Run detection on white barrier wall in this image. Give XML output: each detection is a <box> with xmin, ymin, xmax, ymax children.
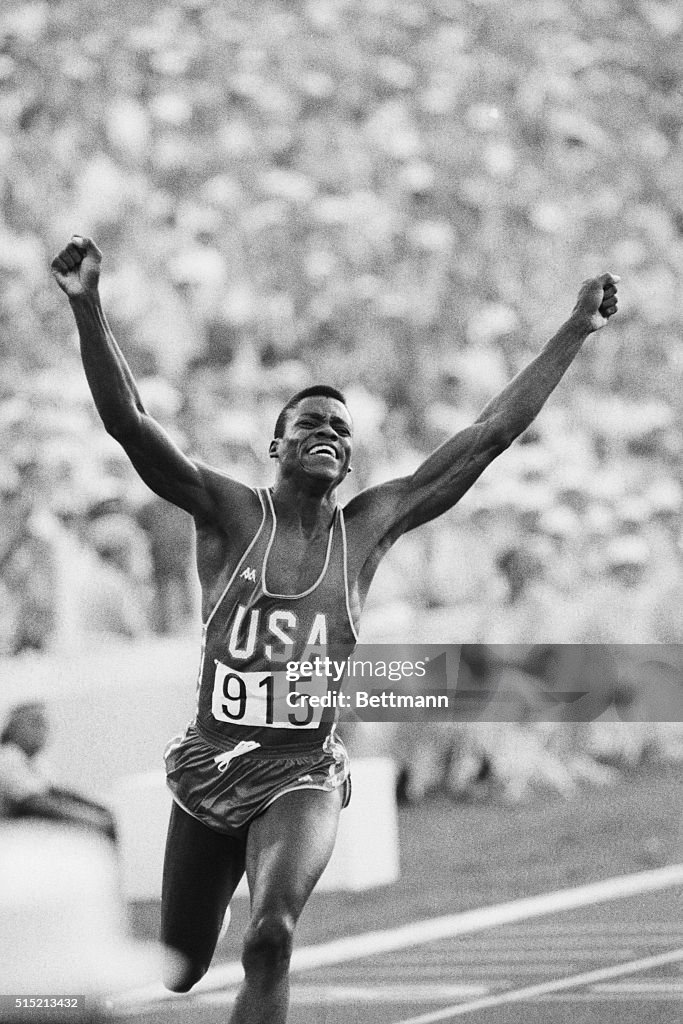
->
<box><xmin>112</xmin><ymin>758</ymin><xmax>400</xmax><ymax>901</ymax></box>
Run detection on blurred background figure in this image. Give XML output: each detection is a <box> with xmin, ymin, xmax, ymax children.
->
<box><xmin>0</xmin><ymin>461</ymin><xmax>60</xmax><ymax>655</ymax></box>
<box><xmin>136</xmin><ymin>495</ymin><xmax>196</xmax><ymax>635</ymax></box>
<box><xmin>0</xmin><ymin>702</ymin><xmax>117</xmax><ymax>843</ymax></box>
<box><xmin>578</xmin><ymin>536</ymin><xmax>657</xmax><ymax>642</ymax></box>
<box><xmin>480</xmin><ymin>542</ymin><xmax>565</xmax><ymax>643</ymax></box>
<box><xmin>0</xmin><ymin>823</ymin><xmax>165</xmax><ymax>1023</ymax></box>
<box><xmin>0</xmin><ymin>461</ymin><xmax>22</xmax><ymax>656</ymax></box>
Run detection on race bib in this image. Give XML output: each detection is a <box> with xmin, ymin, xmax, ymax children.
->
<box><xmin>211</xmin><ymin>660</ymin><xmax>326</xmax><ymax>730</ymax></box>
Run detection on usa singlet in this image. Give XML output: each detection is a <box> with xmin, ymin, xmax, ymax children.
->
<box><xmin>193</xmin><ymin>488</ymin><xmax>360</xmax><ymax>752</ymax></box>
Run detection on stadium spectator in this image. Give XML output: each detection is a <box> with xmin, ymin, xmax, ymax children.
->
<box><xmin>578</xmin><ymin>537</ymin><xmax>660</xmax><ymax>643</ymax></box>
<box><xmin>0</xmin><ymin>701</ymin><xmax>117</xmax><ymax>843</ymax></box>
<box><xmin>137</xmin><ymin>495</ymin><xmax>197</xmax><ymax>634</ymax></box>
<box><xmin>1</xmin><ymin>502</ymin><xmax>60</xmax><ymax>655</ymax></box>
<box><xmin>477</xmin><ymin>542</ymin><xmax>567</xmax><ymax>643</ymax></box>
<box><xmin>75</xmin><ymin>543</ymin><xmax>151</xmax><ymax>642</ymax></box>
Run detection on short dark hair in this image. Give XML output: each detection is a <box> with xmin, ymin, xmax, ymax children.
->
<box><xmin>273</xmin><ymin>385</ymin><xmax>348</xmax><ymax>438</ymax></box>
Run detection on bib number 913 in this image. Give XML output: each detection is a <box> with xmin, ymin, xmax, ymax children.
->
<box><xmin>212</xmin><ymin>661</ymin><xmax>324</xmax><ymax>729</ymax></box>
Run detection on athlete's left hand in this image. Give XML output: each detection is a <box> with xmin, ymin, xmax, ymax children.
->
<box><xmin>569</xmin><ymin>272</ymin><xmax>620</xmax><ymax>334</ymax></box>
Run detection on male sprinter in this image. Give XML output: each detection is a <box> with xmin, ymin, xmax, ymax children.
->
<box><xmin>52</xmin><ymin>236</ymin><xmax>618</xmax><ymax>1024</ymax></box>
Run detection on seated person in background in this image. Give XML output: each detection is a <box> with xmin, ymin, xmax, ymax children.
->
<box><xmin>0</xmin><ymin>701</ymin><xmax>117</xmax><ymax>843</ymax></box>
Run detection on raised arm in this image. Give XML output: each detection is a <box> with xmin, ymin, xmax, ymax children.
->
<box><xmin>473</xmin><ymin>273</ymin><xmax>619</xmax><ymax>439</ymax></box>
<box><xmin>347</xmin><ymin>273</ymin><xmax>619</xmax><ymax>543</ymax></box>
<box><xmin>51</xmin><ymin>236</ymin><xmax>224</xmax><ymax>520</ymax></box>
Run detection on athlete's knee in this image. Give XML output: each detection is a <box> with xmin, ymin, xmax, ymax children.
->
<box><xmin>162</xmin><ymin>949</ymin><xmax>208</xmax><ymax>993</ymax></box>
<box><xmin>242</xmin><ymin>912</ymin><xmax>295</xmax><ymax>973</ymax></box>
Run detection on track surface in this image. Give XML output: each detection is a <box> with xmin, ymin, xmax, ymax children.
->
<box><xmin>115</xmin><ymin>879</ymin><xmax>682</xmax><ymax>1023</ymax></box>
<box><xmin>115</xmin><ymin>768</ymin><xmax>683</xmax><ymax>1023</ymax></box>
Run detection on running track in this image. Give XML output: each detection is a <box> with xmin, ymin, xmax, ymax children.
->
<box><xmin>113</xmin><ymin>865</ymin><xmax>683</xmax><ymax>1024</ymax></box>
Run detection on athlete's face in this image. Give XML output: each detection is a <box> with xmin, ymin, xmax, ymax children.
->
<box><xmin>271</xmin><ymin>397</ymin><xmax>353</xmax><ymax>485</ymax></box>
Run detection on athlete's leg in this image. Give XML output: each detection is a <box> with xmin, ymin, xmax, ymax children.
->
<box><xmin>229</xmin><ymin>787</ymin><xmax>343</xmax><ymax>1024</ymax></box>
<box><xmin>161</xmin><ymin>801</ymin><xmax>246</xmax><ymax>991</ymax></box>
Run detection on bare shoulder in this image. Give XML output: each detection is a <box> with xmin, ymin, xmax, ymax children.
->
<box><xmin>344</xmin><ymin>478</ymin><xmax>409</xmax><ymax>528</ymax></box>
<box><xmin>342</xmin><ymin>478</ymin><xmax>409</xmax><ymax>563</ymax></box>
<box><xmin>194</xmin><ymin>463</ymin><xmax>265</xmax><ymax>537</ymax></box>
<box><xmin>193</xmin><ymin>467</ymin><xmax>268</xmax><ymax>599</ymax></box>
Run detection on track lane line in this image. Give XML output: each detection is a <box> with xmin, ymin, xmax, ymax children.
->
<box><xmin>198</xmin><ymin>983</ymin><xmax>492</xmax><ymax>1006</ymax></box>
<box><xmin>389</xmin><ymin>942</ymin><xmax>683</xmax><ymax>1024</ymax></box>
<box><xmin>113</xmin><ymin>863</ymin><xmax>683</xmax><ymax>1010</ymax></box>
<box><xmin>388</xmin><ymin>948</ymin><xmax>683</xmax><ymax>1023</ymax></box>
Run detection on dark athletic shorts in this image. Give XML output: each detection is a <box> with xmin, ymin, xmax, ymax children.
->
<box><xmin>164</xmin><ymin>723</ymin><xmax>351</xmax><ymax>839</ymax></box>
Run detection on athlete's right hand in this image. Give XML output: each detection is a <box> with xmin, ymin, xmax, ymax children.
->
<box><xmin>51</xmin><ymin>235</ymin><xmax>102</xmax><ymax>299</ymax></box>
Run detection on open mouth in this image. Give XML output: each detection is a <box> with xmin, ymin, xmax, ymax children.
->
<box><xmin>307</xmin><ymin>443</ymin><xmax>338</xmax><ymax>461</ymax></box>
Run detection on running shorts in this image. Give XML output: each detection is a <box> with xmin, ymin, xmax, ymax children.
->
<box><xmin>164</xmin><ymin>723</ymin><xmax>351</xmax><ymax>838</ymax></box>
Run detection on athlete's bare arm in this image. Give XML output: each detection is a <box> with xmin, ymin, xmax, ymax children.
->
<box><xmin>345</xmin><ymin>274</ymin><xmax>619</xmax><ymax>568</ymax></box>
<box><xmin>51</xmin><ymin>236</ymin><xmax>252</xmax><ymax>526</ymax></box>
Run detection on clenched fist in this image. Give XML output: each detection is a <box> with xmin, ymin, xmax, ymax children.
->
<box><xmin>51</xmin><ymin>236</ymin><xmax>102</xmax><ymax>299</ymax></box>
<box><xmin>570</xmin><ymin>272</ymin><xmax>620</xmax><ymax>334</ymax></box>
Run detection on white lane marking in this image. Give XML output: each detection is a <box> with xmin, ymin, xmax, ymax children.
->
<box><xmin>389</xmin><ymin>948</ymin><xmax>683</xmax><ymax>1024</ymax></box>
<box><xmin>200</xmin><ymin>984</ymin><xmax>491</xmax><ymax>1006</ymax></box>
<box><xmin>113</xmin><ymin>862</ymin><xmax>683</xmax><ymax>1009</ymax></box>
<box><xmin>533</xmin><ymin>991</ymin><xmax>683</xmax><ymax>1003</ymax></box>
<box><xmin>591</xmin><ymin>981</ymin><xmax>683</xmax><ymax>994</ymax></box>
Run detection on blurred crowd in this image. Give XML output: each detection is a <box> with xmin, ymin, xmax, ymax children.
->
<box><xmin>0</xmin><ymin>1</ymin><xmax>682</xmax><ymax>799</ymax></box>
<box><xmin>1</xmin><ymin>367</ymin><xmax>681</xmax><ymax>657</ymax></box>
<box><xmin>347</xmin><ymin>645</ymin><xmax>683</xmax><ymax>804</ymax></box>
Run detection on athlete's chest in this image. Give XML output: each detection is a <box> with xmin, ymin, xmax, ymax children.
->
<box><xmin>263</xmin><ymin>528</ymin><xmax>332</xmax><ymax>595</ymax></box>
<box><xmin>202</xmin><ymin>490</ymin><xmax>354</xmax><ymax>624</ymax></box>
<box><xmin>196</xmin><ymin>496</ymin><xmax>339</xmax><ymax>605</ymax></box>
<box><xmin>205</xmin><ymin>504</ymin><xmax>357</xmax><ymax>663</ymax></box>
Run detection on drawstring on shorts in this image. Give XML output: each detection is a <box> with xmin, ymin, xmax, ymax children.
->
<box><xmin>213</xmin><ymin>740</ymin><xmax>262</xmax><ymax>772</ymax></box>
